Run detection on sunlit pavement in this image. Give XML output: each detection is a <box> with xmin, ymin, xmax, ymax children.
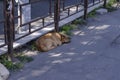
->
<box><xmin>9</xmin><ymin>8</ymin><xmax>120</xmax><ymax>80</ymax></box>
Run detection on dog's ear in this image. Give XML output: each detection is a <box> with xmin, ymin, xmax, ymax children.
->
<box><xmin>60</xmin><ymin>33</ymin><xmax>71</xmax><ymax>43</ymax></box>
<box><xmin>59</xmin><ymin>33</ymin><xmax>69</xmax><ymax>37</ymax></box>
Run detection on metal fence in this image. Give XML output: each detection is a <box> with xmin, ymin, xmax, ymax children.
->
<box><xmin>0</xmin><ymin>0</ymin><xmax>106</xmax><ymax>57</ymax></box>
<box><xmin>0</xmin><ymin>0</ymin><xmax>6</xmax><ymax>48</ymax></box>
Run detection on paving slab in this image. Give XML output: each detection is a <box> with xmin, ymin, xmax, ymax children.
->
<box><xmin>8</xmin><ymin>9</ymin><xmax>120</xmax><ymax>80</ymax></box>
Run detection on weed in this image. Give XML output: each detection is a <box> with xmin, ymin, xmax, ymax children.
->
<box><xmin>106</xmin><ymin>0</ymin><xmax>117</xmax><ymax>12</ymax></box>
<box><xmin>16</xmin><ymin>55</ymin><xmax>33</xmax><ymax>63</ymax></box>
<box><xmin>30</xmin><ymin>43</ymin><xmax>37</xmax><ymax>51</ymax></box>
<box><xmin>87</xmin><ymin>9</ymin><xmax>96</xmax><ymax>17</ymax></box>
<box><xmin>60</xmin><ymin>24</ymin><xmax>76</xmax><ymax>35</ymax></box>
<box><xmin>0</xmin><ymin>53</ymin><xmax>33</xmax><ymax>71</ymax></box>
<box><xmin>26</xmin><ymin>42</ymin><xmax>37</xmax><ymax>51</ymax></box>
<box><xmin>0</xmin><ymin>55</ymin><xmax>23</xmax><ymax>71</ymax></box>
<box><xmin>107</xmin><ymin>0</ymin><xmax>116</xmax><ymax>7</ymax></box>
<box><xmin>72</xmin><ymin>19</ymin><xmax>87</xmax><ymax>25</ymax></box>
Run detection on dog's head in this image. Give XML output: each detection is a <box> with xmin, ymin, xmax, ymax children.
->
<box><xmin>60</xmin><ymin>33</ymin><xmax>71</xmax><ymax>43</ymax></box>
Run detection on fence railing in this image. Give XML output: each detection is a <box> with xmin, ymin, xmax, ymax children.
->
<box><xmin>0</xmin><ymin>1</ymin><xmax>6</xmax><ymax>48</ymax></box>
<box><xmin>0</xmin><ymin>0</ymin><xmax>106</xmax><ymax>58</ymax></box>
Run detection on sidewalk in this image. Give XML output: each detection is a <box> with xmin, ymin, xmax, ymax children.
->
<box><xmin>9</xmin><ymin>8</ymin><xmax>120</xmax><ymax>80</ymax></box>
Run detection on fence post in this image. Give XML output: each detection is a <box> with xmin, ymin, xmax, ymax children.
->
<box><xmin>93</xmin><ymin>0</ymin><xmax>95</xmax><ymax>5</ymax></box>
<box><xmin>62</xmin><ymin>0</ymin><xmax>65</xmax><ymax>10</ymax></box>
<box><xmin>49</xmin><ymin>0</ymin><xmax>52</xmax><ymax>17</ymax></box>
<box><xmin>11</xmin><ymin>0</ymin><xmax>15</xmax><ymax>40</ymax></box>
<box><xmin>84</xmin><ymin>0</ymin><xmax>88</xmax><ymax>20</ymax></box>
<box><xmin>5</xmin><ymin>0</ymin><xmax>14</xmax><ymax>61</ymax></box>
<box><xmin>103</xmin><ymin>0</ymin><xmax>107</xmax><ymax>8</ymax></box>
<box><xmin>54</xmin><ymin>0</ymin><xmax>60</xmax><ymax>32</ymax></box>
<box><xmin>3</xmin><ymin>0</ymin><xmax>8</xmax><ymax>44</ymax></box>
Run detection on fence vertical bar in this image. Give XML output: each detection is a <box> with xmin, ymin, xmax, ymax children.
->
<box><xmin>62</xmin><ymin>0</ymin><xmax>65</xmax><ymax>10</ymax></box>
<box><xmin>20</xmin><ymin>5</ymin><xmax>22</xmax><ymax>28</ymax></box>
<box><xmin>68</xmin><ymin>8</ymin><xmax>70</xmax><ymax>16</ymax></box>
<box><xmin>103</xmin><ymin>0</ymin><xmax>107</xmax><ymax>8</ymax></box>
<box><xmin>11</xmin><ymin>0</ymin><xmax>15</xmax><ymax>40</ymax></box>
<box><xmin>84</xmin><ymin>0</ymin><xmax>88</xmax><ymax>20</ymax></box>
<box><xmin>6</xmin><ymin>0</ymin><xmax>14</xmax><ymax>61</ymax></box>
<box><xmin>4</xmin><ymin>0</ymin><xmax>8</xmax><ymax>44</ymax></box>
<box><xmin>76</xmin><ymin>5</ymin><xmax>79</xmax><ymax>12</ymax></box>
<box><xmin>42</xmin><ymin>18</ymin><xmax>45</xmax><ymax>27</ymax></box>
<box><xmin>29</xmin><ymin>23</ymin><xmax>31</xmax><ymax>33</ymax></box>
<box><xmin>93</xmin><ymin>0</ymin><xmax>95</xmax><ymax>5</ymax></box>
<box><xmin>54</xmin><ymin>0</ymin><xmax>60</xmax><ymax>32</ymax></box>
<box><xmin>49</xmin><ymin>0</ymin><xmax>52</xmax><ymax>17</ymax></box>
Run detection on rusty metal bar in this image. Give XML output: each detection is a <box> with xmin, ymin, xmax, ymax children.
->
<box><xmin>5</xmin><ymin>0</ymin><xmax>14</xmax><ymax>60</ymax></box>
<box><xmin>93</xmin><ymin>0</ymin><xmax>95</xmax><ymax>5</ymax></box>
<box><xmin>49</xmin><ymin>0</ymin><xmax>52</xmax><ymax>17</ymax></box>
<box><xmin>11</xmin><ymin>0</ymin><xmax>15</xmax><ymax>40</ymax></box>
<box><xmin>76</xmin><ymin>5</ymin><xmax>79</xmax><ymax>12</ymax></box>
<box><xmin>68</xmin><ymin>8</ymin><xmax>70</xmax><ymax>16</ymax></box>
<box><xmin>84</xmin><ymin>0</ymin><xmax>88</xmax><ymax>20</ymax></box>
<box><xmin>62</xmin><ymin>0</ymin><xmax>65</xmax><ymax>10</ymax></box>
<box><xmin>29</xmin><ymin>23</ymin><xmax>31</xmax><ymax>33</ymax></box>
<box><xmin>103</xmin><ymin>0</ymin><xmax>107</xmax><ymax>8</ymax></box>
<box><xmin>20</xmin><ymin>5</ymin><xmax>22</xmax><ymax>28</ymax></box>
<box><xmin>54</xmin><ymin>0</ymin><xmax>60</xmax><ymax>32</ymax></box>
<box><xmin>6</xmin><ymin>14</ymin><xmax>14</xmax><ymax>60</ymax></box>
<box><xmin>42</xmin><ymin>18</ymin><xmax>45</xmax><ymax>27</ymax></box>
<box><xmin>3</xmin><ymin>0</ymin><xmax>8</xmax><ymax>44</ymax></box>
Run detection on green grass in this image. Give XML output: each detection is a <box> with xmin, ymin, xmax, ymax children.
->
<box><xmin>60</xmin><ymin>24</ymin><xmax>76</xmax><ymax>35</ymax></box>
<box><xmin>107</xmin><ymin>0</ymin><xmax>116</xmax><ymax>7</ymax></box>
<box><xmin>16</xmin><ymin>55</ymin><xmax>33</xmax><ymax>63</ymax></box>
<box><xmin>29</xmin><ymin>43</ymin><xmax>37</xmax><ymax>51</ymax></box>
<box><xmin>0</xmin><ymin>55</ymin><xmax>23</xmax><ymax>71</ymax></box>
<box><xmin>106</xmin><ymin>0</ymin><xmax>117</xmax><ymax>12</ymax></box>
<box><xmin>0</xmin><ymin>54</ymin><xmax>33</xmax><ymax>71</ymax></box>
<box><xmin>87</xmin><ymin>9</ymin><xmax>97</xmax><ymax>18</ymax></box>
<box><xmin>72</xmin><ymin>19</ymin><xmax>87</xmax><ymax>25</ymax></box>
<box><xmin>24</xmin><ymin>41</ymin><xmax>38</xmax><ymax>51</ymax></box>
